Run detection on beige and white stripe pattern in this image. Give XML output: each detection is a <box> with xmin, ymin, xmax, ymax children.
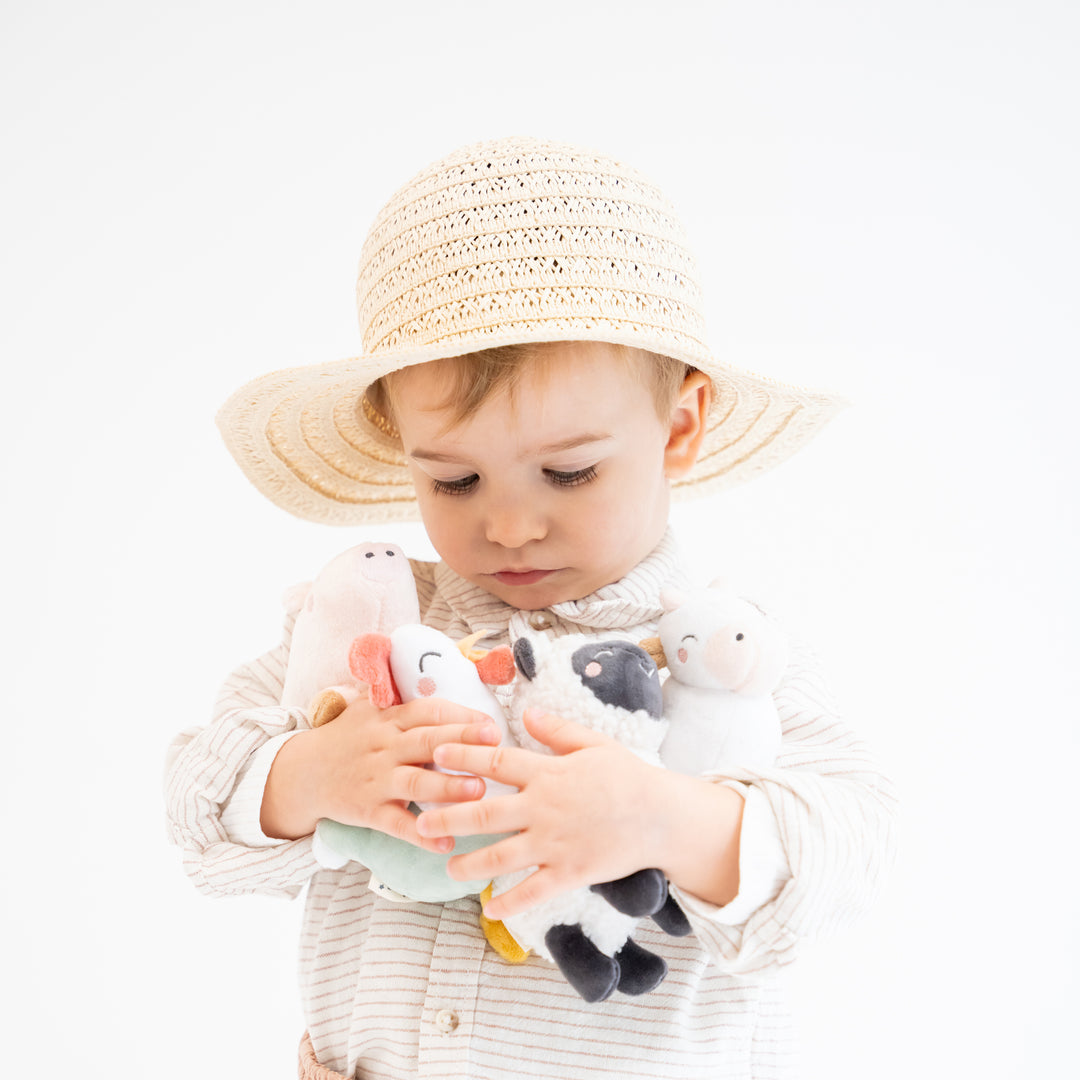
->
<box><xmin>165</xmin><ymin>535</ymin><xmax>897</xmax><ymax>1078</ymax></box>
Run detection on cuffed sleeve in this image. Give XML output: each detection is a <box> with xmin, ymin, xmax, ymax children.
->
<box><xmin>219</xmin><ymin>731</ymin><xmax>304</xmax><ymax>848</ymax></box>
<box><xmin>670</xmin><ymin>639</ymin><xmax>898</xmax><ymax>975</ymax></box>
<box><xmin>164</xmin><ymin>630</ymin><xmax>320</xmax><ymax>899</ymax></box>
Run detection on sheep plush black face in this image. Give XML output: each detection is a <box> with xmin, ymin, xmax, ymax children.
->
<box><xmin>570</xmin><ymin>641</ymin><xmax>663</xmax><ymax>719</ymax></box>
<box><xmin>512</xmin><ymin>637</ymin><xmax>664</xmax><ymax>721</ymax></box>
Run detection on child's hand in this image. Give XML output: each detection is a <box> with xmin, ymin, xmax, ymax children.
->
<box><xmin>414</xmin><ymin>708</ymin><xmax>746</xmax><ymax>918</ymax></box>
<box><xmin>260</xmin><ymin>689</ymin><xmax>502</xmax><ymax>847</ymax></box>
<box><xmin>413</xmin><ymin>709</ymin><xmax>674</xmax><ymax>919</ymax></box>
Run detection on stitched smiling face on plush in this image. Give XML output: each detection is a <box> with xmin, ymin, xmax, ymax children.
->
<box><xmin>654</xmin><ymin>584</ymin><xmax>789</xmax><ymax>775</ymax></box>
<box><xmin>658</xmin><ymin>586</ymin><xmax>789</xmax><ymax>697</ymax></box>
<box><xmin>508</xmin><ymin>633</ymin><xmax>668</xmax><ymax>759</ymax></box>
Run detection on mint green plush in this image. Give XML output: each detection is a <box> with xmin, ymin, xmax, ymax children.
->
<box><xmin>314</xmin><ymin>813</ymin><xmax>509</xmax><ymax>902</ymax></box>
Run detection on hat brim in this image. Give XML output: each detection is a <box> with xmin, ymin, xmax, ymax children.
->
<box><xmin>217</xmin><ymin>331</ymin><xmax>847</xmax><ymax>526</ymax></box>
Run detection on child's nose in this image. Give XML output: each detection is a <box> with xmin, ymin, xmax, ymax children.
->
<box><xmin>483</xmin><ymin>491</ymin><xmax>548</xmax><ymax>549</ymax></box>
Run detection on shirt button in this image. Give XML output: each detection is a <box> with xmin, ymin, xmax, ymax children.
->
<box><xmin>434</xmin><ymin>1009</ymin><xmax>459</xmax><ymax>1034</ymax></box>
<box><xmin>528</xmin><ymin>611</ymin><xmax>552</xmax><ymax>631</ymax></box>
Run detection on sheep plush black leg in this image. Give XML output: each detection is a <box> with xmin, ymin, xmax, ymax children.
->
<box><xmin>614</xmin><ymin>938</ymin><xmax>668</xmax><ymax>995</ymax></box>
<box><xmin>589</xmin><ymin>867</ymin><xmax>668</xmax><ymax>917</ymax></box>
<box><xmin>544</xmin><ymin>923</ymin><xmax>621</xmax><ymax>1003</ymax></box>
<box><xmin>651</xmin><ymin>891</ymin><xmax>693</xmax><ymax>936</ymax></box>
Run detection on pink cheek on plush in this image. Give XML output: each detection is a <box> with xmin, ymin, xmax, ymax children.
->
<box><xmin>677</xmin><ymin>648</ymin><xmax>688</xmax><ymax>664</ymax></box>
<box><xmin>585</xmin><ymin>661</ymin><xmax>602</xmax><ymax>678</ymax></box>
<box><xmin>416</xmin><ymin>676</ymin><xmax>437</xmax><ymax>697</ymax></box>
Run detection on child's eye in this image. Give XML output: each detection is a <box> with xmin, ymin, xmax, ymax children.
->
<box><xmin>430</xmin><ymin>474</ymin><xmax>479</xmax><ymax>496</ymax></box>
<box><xmin>545</xmin><ymin>465</ymin><xmax>599</xmax><ymax>488</ymax></box>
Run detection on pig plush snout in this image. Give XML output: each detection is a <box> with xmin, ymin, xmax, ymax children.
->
<box><xmin>357</xmin><ymin>543</ymin><xmax>409</xmax><ymax>584</ymax></box>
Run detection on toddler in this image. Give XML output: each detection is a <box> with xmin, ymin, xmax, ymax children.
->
<box><xmin>166</xmin><ymin>136</ymin><xmax>896</xmax><ymax>1079</ymax></box>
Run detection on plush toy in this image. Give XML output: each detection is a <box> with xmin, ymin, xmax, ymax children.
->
<box><xmin>279</xmin><ymin>542</ymin><xmax>419</xmax><ymax>727</ymax></box>
<box><xmin>281</xmin><ymin>547</ymin><xmax>691</xmax><ymax>988</ymax></box>
<box><xmin>350</xmin><ymin>624</ymin><xmax>518</xmax><ymax>806</ymax></box>
<box><xmin>646</xmin><ymin>584</ymin><xmax>789</xmax><ymax>775</ymax></box>
<box><xmin>488</xmin><ymin>633</ymin><xmax>689</xmax><ymax>1003</ymax></box>
<box><xmin>278</xmin><ymin>543</ymin><xmax>513</xmax><ymax>902</ymax></box>
<box><xmin>311</xmin><ymin>623</ymin><xmax>519</xmax><ymax>902</ymax></box>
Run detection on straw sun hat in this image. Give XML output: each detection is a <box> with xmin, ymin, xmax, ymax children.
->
<box><xmin>217</xmin><ymin>136</ymin><xmax>845</xmax><ymax>525</ymax></box>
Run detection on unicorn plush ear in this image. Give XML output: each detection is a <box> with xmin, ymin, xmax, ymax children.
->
<box><xmin>348</xmin><ymin>633</ymin><xmax>400</xmax><ymax>708</ymax></box>
<box><xmin>456</xmin><ymin>630</ymin><xmax>491</xmax><ymax>662</ymax></box>
<box><xmin>659</xmin><ymin>587</ymin><xmax>687</xmax><ymax>613</ymax></box>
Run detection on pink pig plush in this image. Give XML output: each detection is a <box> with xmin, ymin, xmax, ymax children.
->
<box><xmin>653</xmin><ymin>584</ymin><xmax>789</xmax><ymax>774</ymax></box>
<box><xmin>279</xmin><ymin>542</ymin><xmax>419</xmax><ymax>726</ymax></box>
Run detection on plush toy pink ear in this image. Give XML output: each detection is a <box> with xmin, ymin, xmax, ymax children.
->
<box><xmin>475</xmin><ymin>645</ymin><xmax>516</xmax><ymax>687</ymax></box>
<box><xmin>281</xmin><ymin>581</ymin><xmax>313</xmax><ymax>615</ymax></box>
<box><xmin>348</xmin><ymin>633</ymin><xmax>400</xmax><ymax>709</ymax></box>
<box><xmin>659</xmin><ymin>587</ymin><xmax>687</xmax><ymax>614</ymax></box>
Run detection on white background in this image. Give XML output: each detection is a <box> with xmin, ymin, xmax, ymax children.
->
<box><xmin>2</xmin><ymin>2</ymin><xmax>1077</xmax><ymax>1077</ymax></box>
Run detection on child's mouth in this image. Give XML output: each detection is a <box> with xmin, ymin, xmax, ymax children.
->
<box><xmin>492</xmin><ymin>569</ymin><xmax>555</xmax><ymax>586</ymax></box>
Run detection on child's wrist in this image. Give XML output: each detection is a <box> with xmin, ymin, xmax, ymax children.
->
<box><xmin>260</xmin><ymin>728</ymin><xmax>323</xmax><ymax>840</ymax></box>
<box><xmin>651</xmin><ymin>770</ymin><xmax>744</xmax><ymax>906</ymax></box>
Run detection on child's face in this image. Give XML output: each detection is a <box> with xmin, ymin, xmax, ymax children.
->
<box><xmin>392</xmin><ymin>342</ymin><xmax>682</xmax><ymax>609</ymax></box>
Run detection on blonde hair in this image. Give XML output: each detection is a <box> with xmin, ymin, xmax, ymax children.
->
<box><xmin>364</xmin><ymin>342</ymin><xmax>695</xmax><ymax>436</ymax></box>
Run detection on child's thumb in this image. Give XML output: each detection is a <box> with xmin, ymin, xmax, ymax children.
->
<box><xmin>522</xmin><ymin>708</ymin><xmax>606</xmax><ymax>754</ymax></box>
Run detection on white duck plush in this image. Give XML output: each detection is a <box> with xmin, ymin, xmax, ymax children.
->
<box><xmin>351</xmin><ymin>623</ymin><xmax>518</xmax><ymax>805</ymax></box>
<box><xmin>311</xmin><ymin>623</ymin><xmax>517</xmax><ymax>901</ymax></box>
<box><xmin>490</xmin><ymin>632</ymin><xmax>688</xmax><ymax>1003</ymax></box>
<box><xmin>653</xmin><ymin>584</ymin><xmax>789</xmax><ymax>775</ymax></box>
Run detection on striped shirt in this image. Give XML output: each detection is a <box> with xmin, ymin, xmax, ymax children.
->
<box><xmin>164</xmin><ymin>533</ymin><xmax>897</xmax><ymax>1079</ymax></box>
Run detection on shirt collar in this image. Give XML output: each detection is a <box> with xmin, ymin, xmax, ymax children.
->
<box><xmin>433</xmin><ymin>528</ymin><xmax>687</xmax><ymax>635</ymax></box>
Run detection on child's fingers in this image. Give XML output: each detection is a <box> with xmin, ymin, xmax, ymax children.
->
<box><xmin>521</xmin><ymin>708</ymin><xmax>611</xmax><ymax>754</ymax></box>
<box><xmin>371</xmin><ymin>804</ymin><xmax>455</xmax><ymax>854</ymax></box>
<box><xmin>401</xmin><ymin>720</ymin><xmax>502</xmax><ymax>764</ymax></box>
<box><xmin>415</xmin><ymin>792</ymin><xmax>523</xmax><ymax>841</ymax></box>
<box><xmin>442</xmin><ymin>831</ymin><xmax>537</xmax><ymax>890</ymax></box>
<box><xmin>430</xmin><ymin>741</ymin><xmax>534</xmax><ymax>785</ymax></box>
<box><xmin>388</xmin><ymin>765</ymin><xmax>486</xmax><ymax>807</ymax></box>
<box><xmin>392</xmin><ymin>698</ymin><xmax>495</xmax><ymax>731</ymax></box>
<box><xmin>452</xmin><ymin>722</ymin><xmax>506</xmax><ymax>747</ymax></box>
<box><xmin>479</xmin><ymin>868</ymin><xmax>558</xmax><ymax>921</ymax></box>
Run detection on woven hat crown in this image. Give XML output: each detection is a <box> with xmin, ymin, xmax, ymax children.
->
<box><xmin>216</xmin><ymin>136</ymin><xmax>845</xmax><ymax>524</ymax></box>
<box><xmin>352</xmin><ymin>137</ymin><xmax>712</xmax><ymax>368</ymax></box>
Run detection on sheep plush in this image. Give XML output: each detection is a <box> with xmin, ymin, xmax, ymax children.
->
<box><xmin>311</xmin><ymin>623</ymin><xmax>518</xmax><ymax>902</ymax></box>
<box><xmin>650</xmin><ymin>584</ymin><xmax>789</xmax><ymax>774</ymax></box>
<box><xmin>489</xmin><ymin>633</ymin><xmax>687</xmax><ymax>1003</ymax></box>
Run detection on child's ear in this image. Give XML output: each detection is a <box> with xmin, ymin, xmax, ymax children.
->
<box><xmin>664</xmin><ymin>371</ymin><xmax>712</xmax><ymax>479</ymax></box>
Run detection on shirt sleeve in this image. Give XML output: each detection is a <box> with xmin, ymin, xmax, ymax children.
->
<box><xmin>163</xmin><ymin>623</ymin><xmax>319</xmax><ymax>899</ymax></box>
<box><xmin>218</xmin><ymin>732</ymin><xmax>304</xmax><ymax>848</ymax></box>
<box><xmin>668</xmin><ymin>638</ymin><xmax>899</xmax><ymax>976</ymax></box>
